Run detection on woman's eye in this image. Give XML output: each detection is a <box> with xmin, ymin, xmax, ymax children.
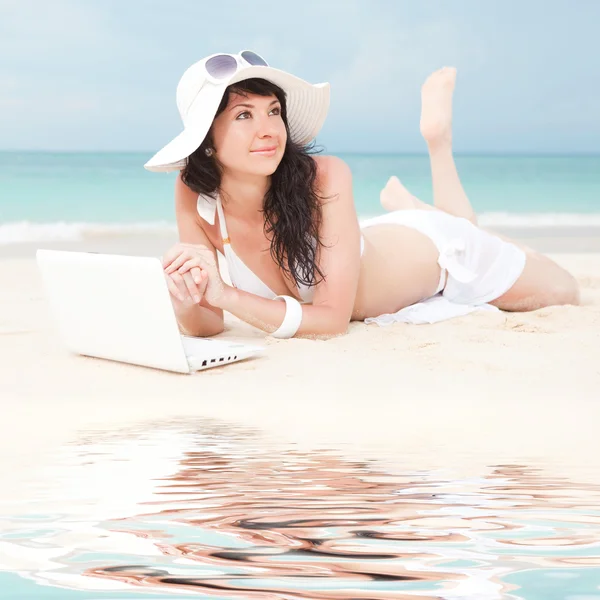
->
<box><xmin>236</xmin><ymin>106</ymin><xmax>280</xmax><ymax>120</ymax></box>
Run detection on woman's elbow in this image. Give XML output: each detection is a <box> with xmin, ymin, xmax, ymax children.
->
<box><xmin>298</xmin><ymin>317</ymin><xmax>349</xmax><ymax>339</ymax></box>
<box><xmin>328</xmin><ymin>319</ymin><xmax>349</xmax><ymax>336</ymax></box>
<box><xmin>320</xmin><ymin>309</ymin><xmax>351</xmax><ymax>337</ymax></box>
<box><xmin>201</xmin><ymin>325</ymin><xmax>225</xmax><ymax>337</ymax></box>
<box><xmin>180</xmin><ymin>320</ymin><xmax>224</xmax><ymax>338</ymax></box>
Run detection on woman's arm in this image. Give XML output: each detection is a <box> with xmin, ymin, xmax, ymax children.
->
<box><xmin>170</xmin><ymin>174</ymin><xmax>224</xmax><ymax>337</ymax></box>
<box><xmin>215</xmin><ymin>156</ymin><xmax>362</xmax><ymax>337</ymax></box>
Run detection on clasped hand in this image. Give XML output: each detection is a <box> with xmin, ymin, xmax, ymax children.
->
<box><xmin>162</xmin><ymin>243</ymin><xmax>226</xmax><ymax>307</ymax></box>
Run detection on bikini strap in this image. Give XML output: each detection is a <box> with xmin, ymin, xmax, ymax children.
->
<box><xmin>215</xmin><ymin>196</ymin><xmax>230</xmax><ymax>246</ymax></box>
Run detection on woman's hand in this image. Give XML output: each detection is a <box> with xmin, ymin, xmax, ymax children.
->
<box><xmin>164</xmin><ymin>267</ymin><xmax>208</xmax><ymax>306</ymax></box>
<box><xmin>162</xmin><ymin>245</ymin><xmax>207</xmax><ymax>305</ymax></box>
<box><xmin>163</xmin><ymin>243</ymin><xmax>230</xmax><ymax>307</ymax></box>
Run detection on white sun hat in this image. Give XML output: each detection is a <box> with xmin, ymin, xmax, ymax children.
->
<box><xmin>144</xmin><ymin>50</ymin><xmax>330</xmax><ymax>173</ymax></box>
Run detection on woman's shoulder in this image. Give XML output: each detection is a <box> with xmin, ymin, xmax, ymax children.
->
<box><xmin>174</xmin><ymin>171</ymin><xmax>208</xmax><ymax>217</ymax></box>
<box><xmin>313</xmin><ymin>154</ymin><xmax>351</xmax><ymax>175</ymax></box>
<box><xmin>312</xmin><ymin>155</ymin><xmax>352</xmax><ymax>189</ymax></box>
<box><xmin>174</xmin><ymin>171</ymin><xmax>197</xmax><ymax>203</ymax></box>
<box><xmin>174</xmin><ymin>172</ymin><xmax>205</xmax><ymax>224</ymax></box>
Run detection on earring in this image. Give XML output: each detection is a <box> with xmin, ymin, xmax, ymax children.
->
<box><xmin>204</xmin><ymin>147</ymin><xmax>214</xmax><ymax>157</ymax></box>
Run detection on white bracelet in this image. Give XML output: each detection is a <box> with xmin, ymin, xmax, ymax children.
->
<box><xmin>271</xmin><ymin>295</ymin><xmax>303</xmax><ymax>339</ymax></box>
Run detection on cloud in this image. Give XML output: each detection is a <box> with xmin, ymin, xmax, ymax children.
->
<box><xmin>1</xmin><ymin>0</ymin><xmax>598</xmax><ymax>152</ymax></box>
<box><xmin>1</xmin><ymin>0</ymin><xmax>113</xmax><ymax>64</ymax></box>
<box><xmin>320</xmin><ymin>9</ymin><xmax>481</xmax><ymax>151</ymax></box>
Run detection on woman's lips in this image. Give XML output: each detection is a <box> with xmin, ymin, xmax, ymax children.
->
<box><xmin>250</xmin><ymin>147</ymin><xmax>277</xmax><ymax>157</ymax></box>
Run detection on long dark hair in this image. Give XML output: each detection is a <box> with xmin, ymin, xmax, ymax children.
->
<box><xmin>181</xmin><ymin>78</ymin><xmax>326</xmax><ymax>288</ymax></box>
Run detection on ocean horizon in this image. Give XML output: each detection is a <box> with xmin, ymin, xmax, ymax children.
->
<box><xmin>1</xmin><ymin>150</ymin><xmax>599</xmax><ymax>245</ymax></box>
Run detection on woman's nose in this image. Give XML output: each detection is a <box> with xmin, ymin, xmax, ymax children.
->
<box><xmin>256</xmin><ymin>114</ymin><xmax>278</xmax><ymax>137</ymax></box>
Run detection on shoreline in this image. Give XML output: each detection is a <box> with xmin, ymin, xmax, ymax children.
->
<box><xmin>2</xmin><ymin>226</ymin><xmax>600</xmax><ymax>258</ymax></box>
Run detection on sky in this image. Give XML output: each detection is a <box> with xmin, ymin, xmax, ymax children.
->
<box><xmin>1</xmin><ymin>0</ymin><xmax>599</xmax><ymax>154</ymax></box>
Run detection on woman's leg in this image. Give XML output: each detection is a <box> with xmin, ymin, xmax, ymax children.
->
<box><xmin>420</xmin><ymin>67</ymin><xmax>478</xmax><ymax>224</ymax></box>
<box><xmin>489</xmin><ymin>249</ymin><xmax>580</xmax><ymax>310</ymax></box>
<box><xmin>380</xmin><ymin>176</ymin><xmax>434</xmax><ymax>211</ymax></box>
<box><xmin>380</xmin><ymin>67</ymin><xmax>477</xmax><ymax>224</ymax></box>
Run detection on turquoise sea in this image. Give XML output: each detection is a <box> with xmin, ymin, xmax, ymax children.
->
<box><xmin>1</xmin><ymin>152</ymin><xmax>599</xmax><ymax>244</ymax></box>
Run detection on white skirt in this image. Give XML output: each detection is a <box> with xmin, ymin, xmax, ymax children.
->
<box><xmin>360</xmin><ymin>209</ymin><xmax>526</xmax><ymax>307</ymax></box>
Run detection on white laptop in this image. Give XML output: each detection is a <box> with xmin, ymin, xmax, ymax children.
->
<box><xmin>36</xmin><ymin>249</ymin><xmax>264</xmax><ymax>374</ymax></box>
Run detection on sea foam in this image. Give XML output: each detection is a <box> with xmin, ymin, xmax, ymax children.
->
<box><xmin>2</xmin><ymin>213</ymin><xmax>600</xmax><ymax>245</ymax></box>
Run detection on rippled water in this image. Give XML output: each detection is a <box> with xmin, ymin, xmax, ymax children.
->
<box><xmin>1</xmin><ymin>420</ymin><xmax>600</xmax><ymax>599</ymax></box>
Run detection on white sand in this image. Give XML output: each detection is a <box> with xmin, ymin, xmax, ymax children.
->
<box><xmin>1</xmin><ymin>252</ymin><xmax>599</xmax><ymax>508</ymax></box>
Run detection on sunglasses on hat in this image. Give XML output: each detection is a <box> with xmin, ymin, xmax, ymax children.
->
<box><xmin>202</xmin><ymin>50</ymin><xmax>269</xmax><ymax>85</ymax></box>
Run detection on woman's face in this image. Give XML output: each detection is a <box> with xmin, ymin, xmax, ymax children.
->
<box><xmin>210</xmin><ymin>91</ymin><xmax>287</xmax><ymax>177</ymax></box>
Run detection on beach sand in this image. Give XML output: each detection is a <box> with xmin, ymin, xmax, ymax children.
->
<box><xmin>1</xmin><ymin>230</ymin><xmax>599</xmax><ymax>509</ymax></box>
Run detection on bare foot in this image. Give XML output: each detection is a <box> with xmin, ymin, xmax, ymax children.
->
<box><xmin>380</xmin><ymin>176</ymin><xmax>419</xmax><ymax>211</ymax></box>
<box><xmin>419</xmin><ymin>66</ymin><xmax>457</xmax><ymax>147</ymax></box>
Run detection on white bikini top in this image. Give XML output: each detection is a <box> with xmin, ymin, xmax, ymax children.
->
<box><xmin>197</xmin><ymin>193</ymin><xmax>364</xmax><ymax>304</ymax></box>
<box><xmin>216</xmin><ymin>197</ymin><xmax>316</xmax><ymax>303</ymax></box>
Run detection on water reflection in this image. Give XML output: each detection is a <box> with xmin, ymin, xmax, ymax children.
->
<box><xmin>2</xmin><ymin>420</ymin><xmax>600</xmax><ymax>599</ymax></box>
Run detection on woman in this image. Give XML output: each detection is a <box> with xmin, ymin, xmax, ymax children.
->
<box><xmin>146</xmin><ymin>50</ymin><xmax>579</xmax><ymax>338</ymax></box>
